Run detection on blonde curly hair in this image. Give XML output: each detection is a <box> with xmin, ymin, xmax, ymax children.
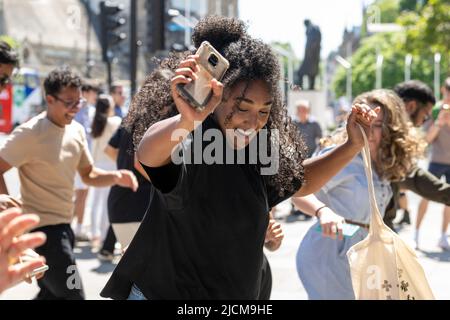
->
<box><xmin>320</xmin><ymin>89</ymin><xmax>425</xmax><ymax>182</ymax></box>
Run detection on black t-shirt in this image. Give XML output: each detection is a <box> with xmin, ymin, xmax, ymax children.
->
<box><xmin>101</xmin><ymin>116</ymin><xmax>302</xmax><ymax>299</ymax></box>
<box><xmin>107</xmin><ymin>127</ymin><xmax>152</xmax><ymax>223</ymax></box>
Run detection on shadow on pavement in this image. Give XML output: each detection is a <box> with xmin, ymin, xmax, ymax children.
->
<box><xmin>419</xmin><ymin>250</ymin><xmax>450</xmax><ymax>262</ymax></box>
<box><xmin>74</xmin><ymin>243</ymin><xmax>96</xmax><ymax>260</ymax></box>
<box><xmin>91</xmin><ymin>262</ymin><xmax>117</xmax><ymax>274</ymax></box>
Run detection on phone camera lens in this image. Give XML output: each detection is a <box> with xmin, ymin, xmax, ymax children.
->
<box><xmin>208</xmin><ymin>53</ymin><xmax>219</xmax><ymax>67</ymax></box>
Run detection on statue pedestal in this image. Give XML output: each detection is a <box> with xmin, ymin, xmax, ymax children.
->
<box><xmin>287</xmin><ymin>90</ymin><xmax>334</xmax><ymax>131</ymax></box>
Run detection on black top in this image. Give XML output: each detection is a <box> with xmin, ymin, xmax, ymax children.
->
<box><xmin>107</xmin><ymin>127</ymin><xmax>152</xmax><ymax>223</ymax></box>
<box><xmin>101</xmin><ymin>115</ymin><xmax>302</xmax><ymax>299</ymax></box>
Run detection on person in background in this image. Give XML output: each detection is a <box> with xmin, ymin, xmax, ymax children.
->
<box><xmin>72</xmin><ymin>82</ymin><xmax>100</xmax><ymax>242</ymax></box>
<box><xmin>0</xmin><ymin>67</ymin><xmax>137</xmax><ymax>300</ymax></box>
<box><xmin>258</xmin><ymin>210</ymin><xmax>284</xmax><ymax>300</ymax></box>
<box><xmin>415</xmin><ymin>78</ymin><xmax>450</xmax><ymax>250</ymax></box>
<box><xmin>0</xmin><ymin>41</ymin><xmax>18</xmax><ymax>93</ymax></box>
<box><xmin>89</xmin><ymin>95</ymin><xmax>122</xmax><ymax>252</ymax></box>
<box><xmin>110</xmin><ymin>84</ymin><xmax>126</xmax><ymax>118</ymax></box>
<box><xmin>288</xmin><ymin>99</ymin><xmax>322</xmax><ymax>220</ymax></box>
<box><xmin>293</xmin><ymin>89</ymin><xmax>422</xmax><ymax>299</ymax></box>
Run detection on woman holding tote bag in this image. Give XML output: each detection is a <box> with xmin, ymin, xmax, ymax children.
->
<box><xmin>292</xmin><ymin>89</ymin><xmax>425</xmax><ymax>299</ymax></box>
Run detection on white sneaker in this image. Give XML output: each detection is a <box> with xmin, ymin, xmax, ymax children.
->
<box><xmin>438</xmin><ymin>236</ymin><xmax>450</xmax><ymax>251</ymax></box>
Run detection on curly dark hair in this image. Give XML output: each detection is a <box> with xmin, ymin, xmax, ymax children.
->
<box><xmin>124</xmin><ymin>16</ymin><xmax>307</xmax><ymax>196</ymax></box>
<box><xmin>394</xmin><ymin>80</ymin><xmax>436</xmax><ymax>106</ymax></box>
<box><xmin>44</xmin><ymin>67</ymin><xmax>82</xmax><ymax>96</ymax></box>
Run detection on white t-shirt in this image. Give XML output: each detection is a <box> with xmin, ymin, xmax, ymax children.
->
<box><xmin>91</xmin><ymin>116</ymin><xmax>121</xmax><ymax>166</ymax></box>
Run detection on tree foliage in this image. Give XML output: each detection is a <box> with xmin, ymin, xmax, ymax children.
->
<box><xmin>333</xmin><ymin>0</ymin><xmax>449</xmax><ymax>98</ymax></box>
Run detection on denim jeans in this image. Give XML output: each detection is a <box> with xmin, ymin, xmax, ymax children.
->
<box><xmin>127</xmin><ymin>284</ymin><xmax>147</xmax><ymax>300</ymax></box>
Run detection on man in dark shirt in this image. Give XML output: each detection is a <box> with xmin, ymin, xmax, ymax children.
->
<box><xmin>293</xmin><ymin>100</ymin><xmax>322</xmax><ymax>158</ymax></box>
<box><xmin>289</xmin><ymin>100</ymin><xmax>322</xmax><ymax>220</ymax></box>
<box><xmin>383</xmin><ymin>81</ymin><xmax>450</xmax><ymax>242</ymax></box>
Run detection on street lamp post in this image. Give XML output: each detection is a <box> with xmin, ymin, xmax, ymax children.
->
<box><xmin>85</xmin><ymin>1</ymin><xmax>92</xmax><ymax>78</ymax></box>
<box><xmin>405</xmin><ymin>54</ymin><xmax>412</xmax><ymax>82</ymax></box>
<box><xmin>335</xmin><ymin>55</ymin><xmax>352</xmax><ymax>104</ymax></box>
<box><xmin>376</xmin><ymin>53</ymin><xmax>383</xmax><ymax>89</ymax></box>
<box><xmin>184</xmin><ymin>0</ymin><xmax>191</xmax><ymax>48</ymax></box>
<box><xmin>272</xmin><ymin>46</ymin><xmax>294</xmax><ymax>103</ymax></box>
<box><xmin>434</xmin><ymin>52</ymin><xmax>441</xmax><ymax>101</ymax></box>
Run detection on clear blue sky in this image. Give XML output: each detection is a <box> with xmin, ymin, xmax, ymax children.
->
<box><xmin>239</xmin><ymin>0</ymin><xmax>373</xmax><ymax>59</ymax></box>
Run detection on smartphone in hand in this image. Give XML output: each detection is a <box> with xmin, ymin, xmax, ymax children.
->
<box><xmin>315</xmin><ymin>223</ymin><xmax>360</xmax><ymax>238</ymax></box>
<box><xmin>177</xmin><ymin>41</ymin><xmax>229</xmax><ymax>110</ymax></box>
<box><xmin>19</xmin><ymin>249</ymin><xmax>49</xmax><ymax>279</ymax></box>
<box><xmin>28</xmin><ymin>264</ymin><xmax>49</xmax><ymax>278</ymax></box>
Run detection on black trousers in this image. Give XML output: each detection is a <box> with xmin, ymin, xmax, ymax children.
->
<box><xmin>33</xmin><ymin>224</ymin><xmax>85</xmax><ymax>300</ymax></box>
<box><xmin>101</xmin><ymin>225</ymin><xmax>116</xmax><ymax>253</ymax></box>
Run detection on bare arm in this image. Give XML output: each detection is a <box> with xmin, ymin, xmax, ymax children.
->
<box><xmin>296</xmin><ymin>141</ymin><xmax>360</xmax><ymax>196</ymax></box>
<box><xmin>137</xmin><ymin>115</ymin><xmax>194</xmax><ymax>167</ymax></box>
<box><xmin>427</xmin><ymin>110</ymin><xmax>448</xmax><ymax>143</ymax></box>
<box><xmin>291</xmin><ymin>194</ymin><xmax>326</xmax><ymax>217</ymax></box>
<box><xmin>264</xmin><ymin>210</ymin><xmax>283</xmax><ymax>251</ymax></box>
<box><xmin>292</xmin><ymin>195</ymin><xmax>345</xmax><ymax>240</ymax></box>
<box><xmin>0</xmin><ymin>157</ymin><xmax>12</xmax><ymax>195</ymax></box>
<box><xmin>294</xmin><ymin>105</ymin><xmax>379</xmax><ymax>197</ymax></box>
<box><xmin>104</xmin><ymin>145</ymin><xmax>119</xmax><ymax>162</ymax></box>
<box><xmin>426</xmin><ymin>123</ymin><xmax>440</xmax><ymax>143</ymax></box>
<box><xmin>78</xmin><ymin>165</ymin><xmax>138</xmax><ymax>191</ymax></box>
<box><xmin>134</xmin><ymin>153</ymin><xmax>151</xmax><ymax>182</ymax></box>
<box><xmin>137</xmin><ymin>55</ymin><xmax>223</xmax><ymax>168</ymax></box>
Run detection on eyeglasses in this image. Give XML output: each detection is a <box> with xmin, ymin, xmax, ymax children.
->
<box><xmin>51</xmin><ymin>95</ymin><xmax>87</xmax><ymax>109</ymax></box>
<box><xmin>0</xmin><ymin>74</ymin><xmax>11</xmax><ymax>86</ymax></box>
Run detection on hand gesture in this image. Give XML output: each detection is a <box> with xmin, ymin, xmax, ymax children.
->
<box><xmin>346</xmin><ymin>103</ymin><xmax>380</xmax><ymax>149</ymax></box>
<box><xmin>265</xmin><ymin>218</ymin><xmax>284</xmax><ymax>251</ymax></box>
<box><xmin>170</xmin><ymin>55</ymin><xmax>224</xmax><ymax>126</ymax></box>
<box><xmin>0</xmin><ymin>208</ymin><xmax>46</xmax><ymax>293</ymax></box>
<box><xmin>317</xmin><ymin>207</ymin><xmax>346</xmax><ymax>240</ymax></box>
<box><xmin>114</xmin><ymin>170</ymin><xmax>138</xmax><ymax>192</ymax></box>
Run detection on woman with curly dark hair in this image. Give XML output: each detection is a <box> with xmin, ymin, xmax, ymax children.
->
<box><xmin>101</xmin><ymin>16</ymin><xmax>377</xmax><ymax>300</ymax></box>
<box><xmin>292</xmin><ymin>89</ymin><xmax>424</xmax><ymax>299</ymax></box>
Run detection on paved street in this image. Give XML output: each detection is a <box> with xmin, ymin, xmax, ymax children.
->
<box><xmin>0</xmin><ymin>133</ymin><xmax>449</xmax><ymax>300</ymax></box>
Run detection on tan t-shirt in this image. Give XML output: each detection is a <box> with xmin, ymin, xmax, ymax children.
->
<box><xmin>0</xmin><ymin>112</ymin><xmax>93</xmax><ymax>227</ymax></box>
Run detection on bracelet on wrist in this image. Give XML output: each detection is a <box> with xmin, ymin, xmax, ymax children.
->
<box><xmin>315</xmin><ymin>205</ymin><xmax>327</xmax><ymax>217</ymax></box>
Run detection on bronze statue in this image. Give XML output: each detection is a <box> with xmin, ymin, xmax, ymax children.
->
<box><xmin>298</xmin><ymin>19</ymin><xmax>321</xmax><ymax>90</ymax></box>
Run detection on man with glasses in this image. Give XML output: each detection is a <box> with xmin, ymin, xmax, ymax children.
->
<box><xmin>0</xmin><ymin>41</ymin><xmax>49</xmax><ymax>294</ymax></box>
<box><xmin>381</xmin><ymin>81</ymin><xmax>450</xmax><ymax>245</ymax></box>
<box><xmin>0</xmin><ymin>67</ymin><xmax>138</xmax><ymax>299</ymax></box>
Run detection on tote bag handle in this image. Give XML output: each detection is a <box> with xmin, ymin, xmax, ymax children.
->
<box><xmin>358</xmin><ymin>124</ymin><xmax>385</xmax><ymax>236</ymax></box>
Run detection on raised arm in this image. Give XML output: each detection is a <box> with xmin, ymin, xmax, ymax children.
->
<box><xmin>295</xmin><ymin>104</ymin><xmax>379</xmax><ymax>196</ymax></box>
<box><xmin>137</xmin><ymin>55</ymin><xmax>223</xmax><ymax>168</ymax></box>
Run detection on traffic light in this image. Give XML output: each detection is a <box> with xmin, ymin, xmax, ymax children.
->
<box><xmin>99</xmin><ymin>1</ymin><xmax>127</xmax><ymax>62</ymax></box>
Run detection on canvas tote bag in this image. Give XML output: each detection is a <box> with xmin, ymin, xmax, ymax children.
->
<box><xmin>346</xmin><ymin>125</ymin><xmax>434</xmax><ymax>300</ymax></box>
